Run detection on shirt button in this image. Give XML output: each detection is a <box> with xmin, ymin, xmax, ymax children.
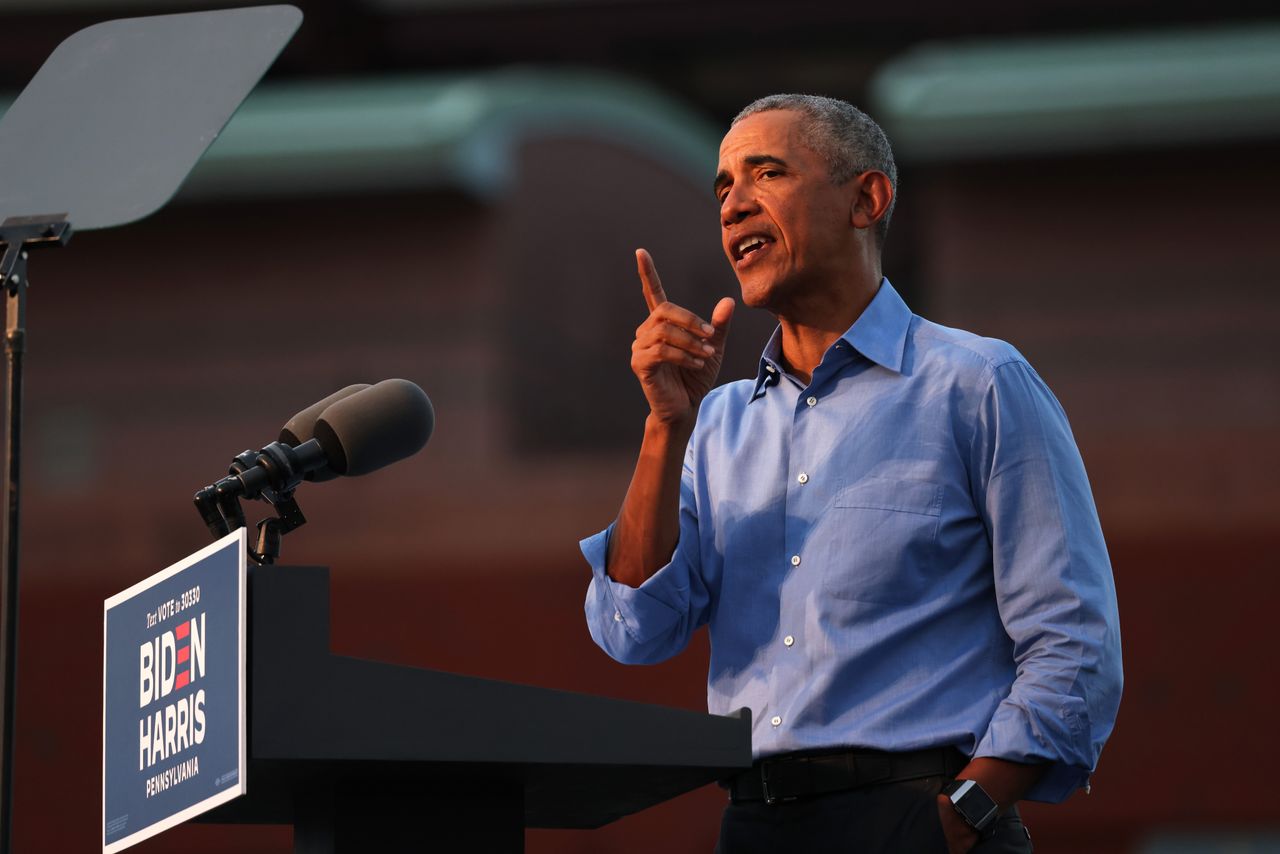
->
<box><xmin>806</xmin><ymin>396</ymin><xmax>817</xmax><ymax>407</ymax></box>
<box><xmin>765</xmin><ymin>364</ymin><xmax>776</xmax><ymax>373</ymax></box>
<box><xmin>771</xmin><ymin>715</ymin><xmax>782</xmax><ymax>727</ymax></box>
<box><xmin>797</xmin><ymin>472</ymin><xmax>809</xmax><ymax>484</ymax></box>
<box><xmin>790</xmin><ymin>555</ymin><xmax>801</xmax><ymax>566</ymax></box>
<box><xmin>613</xmin><ymin>611</ymin><xmax>622</xmax><ymax>622</ymax></box>
<box><xmin>783</xmin><ymin>635</ymin><xmax>795</xmax><ymax>647</ymax></box>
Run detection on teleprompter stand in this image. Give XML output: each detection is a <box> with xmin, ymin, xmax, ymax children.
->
<box><xmin>0</xmin><ymin>215</ymin><xmax>70</xmax><ymax>853</ymax></box>
<box><xmin>198</xmin><ymin>566</ymin><xmax>752</xmax><ymax>853</ymax></box>
<box><xmin>0</xmin><ymin>8</ymin><xmax>302</xmax><ymax>851</ymax></box>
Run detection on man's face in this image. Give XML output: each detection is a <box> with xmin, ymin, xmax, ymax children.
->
<box><xmin>715</xmin><ymin>109</ymin><xmax>858</xmax><ymax>311</ymax></box>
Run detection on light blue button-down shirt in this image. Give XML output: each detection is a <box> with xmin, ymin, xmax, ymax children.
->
<box><xmin>581</xmin><ymin>279</ymin><xmax>1122</xmax><ymax>803</ymax></box>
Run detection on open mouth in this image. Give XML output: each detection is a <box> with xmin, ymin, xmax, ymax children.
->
<box><xmin>733</xmin><ymin>234</ymin><xmax>774</xmax><ymax>263</ymax></box>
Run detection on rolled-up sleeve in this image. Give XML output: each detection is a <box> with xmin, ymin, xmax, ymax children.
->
<box><xmin>969</xmin><ymin>360</ymin><xmax>1123</xmax><ymax>802</ymax></box>
<box><xmin>582</xmin><ymin>449</ymin><xmax>712</xmax><ymax>665</ymax></box>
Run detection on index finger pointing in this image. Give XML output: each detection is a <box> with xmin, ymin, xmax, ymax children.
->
<box><xmin>636</xmin><ymin>248</ymin><xmax>668</xmax><ymax>312</ymax></box>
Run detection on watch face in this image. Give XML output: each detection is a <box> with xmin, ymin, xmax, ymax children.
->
<box><xmin>947</xmin><ymin>780</ymin><xmax>999</xmax><ymax>830</ymax></box>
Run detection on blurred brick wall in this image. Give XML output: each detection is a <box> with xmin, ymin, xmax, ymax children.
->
<box><xmin>7</xmin><ymin>137</ymin><xmax>1278</xmax><ymax>852</ymax></box>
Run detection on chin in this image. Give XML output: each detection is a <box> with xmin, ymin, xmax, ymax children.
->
<box><xmin>737</xmin><ymin>287</ymin><xmax>772</xmax><ymax>311</ymax></box>
<box><xmin>735</xmin><ymin>274</ymin><xmax>785</xmax><ymax>313</ymax></box>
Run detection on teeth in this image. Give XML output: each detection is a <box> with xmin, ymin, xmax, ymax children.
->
<box><xmin>737</xmin><ymin>235</ymin><xmax>767</xmax><ymax>256</ymax></box>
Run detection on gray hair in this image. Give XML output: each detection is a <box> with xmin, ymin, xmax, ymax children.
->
<box><xmin>732</xmin><ymin>94</ymin><xmax>897</xmax><ymax>246</ymax></box>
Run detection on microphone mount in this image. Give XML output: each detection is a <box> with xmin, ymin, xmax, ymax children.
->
<box><xmin>193</xmin><ymin>438</ymin><xmax>328</xmax><ymax>565</ymax></box>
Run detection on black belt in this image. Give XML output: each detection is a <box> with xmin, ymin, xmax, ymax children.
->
<box><xmin>724</xmin><ymin>747</ymin><xmax>968</xmax><ymax>805</ymax></box>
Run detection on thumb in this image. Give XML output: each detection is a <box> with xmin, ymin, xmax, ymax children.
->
<box><xmin>708</xmin><ymin>297</ymin><xmax>735</xmax><ymax>348</ymax></box>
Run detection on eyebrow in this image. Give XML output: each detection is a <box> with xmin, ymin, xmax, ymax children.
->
<box><xmin>713</xmin><ymin>154</ymin><xmax>791</xmax><ymax>198</ymax></box>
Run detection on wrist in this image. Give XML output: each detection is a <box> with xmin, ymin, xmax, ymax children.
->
<box><xmin>644</xmin><ymin>410</ymin><xmax>695</xmax><ymax>436</ymax></box>
<box><xmin>951</xmin><ymin>756</ymin><xmax>1045</xmax><ymax>812</ymax></box>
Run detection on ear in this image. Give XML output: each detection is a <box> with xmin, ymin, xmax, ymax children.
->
<box><xmin>850</xmin><ymin>170</ymin><xmax>893</xmax><ymax>232</ymax></box>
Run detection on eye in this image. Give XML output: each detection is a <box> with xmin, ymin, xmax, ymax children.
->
<box><xmin>760</xmin><ymin>168</ymin><xmax>781</xmax><ymax>180</ymax></box>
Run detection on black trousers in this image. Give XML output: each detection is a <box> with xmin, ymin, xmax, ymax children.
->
<box><xmin>715</xmin><ymin>776</ymin><xmax>1033</xmax><ymax>854</ymax></box>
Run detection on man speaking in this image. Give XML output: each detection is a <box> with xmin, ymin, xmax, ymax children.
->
<box><xmin>580</xmin><ymin>94</ymin><xmax>1122</xmax><ymax>853</ymax></box>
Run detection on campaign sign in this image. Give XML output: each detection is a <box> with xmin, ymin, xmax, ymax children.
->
<box><xmin>102</xmin><ymin>529</ymin><xmax>247</xmax><ymax>852</ymax></box>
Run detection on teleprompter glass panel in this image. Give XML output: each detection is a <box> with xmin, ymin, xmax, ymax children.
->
<box><xmin>0</xmin><ymin>5</ymin><xmax>302</xmax><ymax>231</ymax></box>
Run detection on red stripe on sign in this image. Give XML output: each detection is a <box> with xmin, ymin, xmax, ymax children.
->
<box><xmin>177</xmin><ymin>646</ymin><xmax>190</xmax><ymax>664</ymax></box>
<box><xmin>175</xmin><ymin>621</ymin><xmax>190</xmax><ymax>639</ymax></box>
<box><xmin>175</xmin><ymin>671</ymin><xmax>190</xmax><ymax>690</ymax></box>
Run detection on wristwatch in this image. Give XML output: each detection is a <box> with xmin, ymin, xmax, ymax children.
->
<box><xmin>941</xmin><ymin>779</ymin><xmax>1000</xmax><ymax>838</ymax></box>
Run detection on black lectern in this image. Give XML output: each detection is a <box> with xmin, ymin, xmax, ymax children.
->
<box><xmin>200</xmin><ymin>567</ymin><xmax>752</xmax><ymax>853</ymax></box>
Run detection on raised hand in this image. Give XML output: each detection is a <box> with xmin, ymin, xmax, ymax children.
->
<box><xmin>630</xmin><ymin>248</ymin><xmax>734</xmax><ymax>426</ymax></box>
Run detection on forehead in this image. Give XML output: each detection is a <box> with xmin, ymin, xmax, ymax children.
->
<box><xmin>717</xmin><ymin>109</ymin><xmax>817</xmax><ymax>169</ymax></box>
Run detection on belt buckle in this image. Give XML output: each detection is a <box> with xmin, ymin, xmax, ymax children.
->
<box><xmin>759</xmin><ymin>759</ymin><xmax>792</xmax><ymax>806</ymax></box>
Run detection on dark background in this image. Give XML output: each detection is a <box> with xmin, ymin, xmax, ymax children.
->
<box><xmin>2</xmin><ymin>1</ymin><xmax>1277</xmax><ymax>852</ymax></box>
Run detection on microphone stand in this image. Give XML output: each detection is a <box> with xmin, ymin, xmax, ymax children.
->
<box><xmin>0</xmin><ymin>216</ymin><xmax>71</xmax><ymax>852</ymax></box>
<box><xmin>194</xmin><ymin>446</ymin><xmax>310</xmax><ymax>565</ymax></box>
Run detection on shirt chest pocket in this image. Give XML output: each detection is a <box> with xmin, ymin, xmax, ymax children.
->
<box><xmin>818</xmin><ymin>477</ymin><xmax>943</xmax><ymax>605</ymax></box>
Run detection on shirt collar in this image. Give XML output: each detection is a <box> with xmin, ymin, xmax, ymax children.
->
<box><xmin>751</xmin><ymin>326</ymin><xmax>786</xmax><ymax>400</ymax></box>
<box><xmin>842</xmin><ymin>278</ymin><xmax>911</xmax><ymax>374</ymax></box>
<box><xmin>750</xmin><ymin>278</ymin><xmax>912</xmax><ymax>402</ymax></box>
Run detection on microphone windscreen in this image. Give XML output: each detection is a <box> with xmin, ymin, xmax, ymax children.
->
<box><xmin>279</xmin><ymin>383</ymin><xmax>372</xmax><ymax>482</ymax></box>
<box><xmin>280</xmin><ymin>383</ymin><xmax>372</xmax><ymax>445</ymax></box>
<box><xmin>313</xmin><ymin>379</ymin><xmax>434</xmax><ymax>477</ymax></box>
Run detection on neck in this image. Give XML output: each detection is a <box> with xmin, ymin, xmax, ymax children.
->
<box><xmin>775</xmin><ymin>270</ymin><xmax>881</xmax><ymax>384</ymax></box>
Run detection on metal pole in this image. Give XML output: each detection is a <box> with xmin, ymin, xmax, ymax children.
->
<box><xmin>0</xmin><ymin>262</ymin><xmax>26</xmax><ymax>854</ymax></box>
<box><xmin>0</xmin><ymin>221</ymin><xmax>68</xmax><ymax>852</ymax></box>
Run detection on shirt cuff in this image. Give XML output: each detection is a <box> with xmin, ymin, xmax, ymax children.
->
<box><xmin>973</xmin><ymin>692</ymin><xmax>1094</xmax><ymax>803</ymax></box>
<box><xmin>580</xmin><ymin>525</ymin><xmax>690</xmax><ymax>662</ymax></box>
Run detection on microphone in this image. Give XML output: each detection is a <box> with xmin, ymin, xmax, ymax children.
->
<box><xmin>278</xmin><ymin>383</ymin><xmax>370</xmax><ymax>482</ymax></box>
<box><xmin>193</xmin><ymin>380</ymin><xmax>435</xmax><ymax>541</ymax></box>
<box><xmin>310</xmin><ymin>378</ymin><xmax>434</xmax><ymax>477</ymax></box>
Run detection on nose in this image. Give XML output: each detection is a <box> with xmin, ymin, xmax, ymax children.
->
<box><xmin>720</xmin><ymin>183</ymin><xmax>757</xmax><ymax>227</ymax></box>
